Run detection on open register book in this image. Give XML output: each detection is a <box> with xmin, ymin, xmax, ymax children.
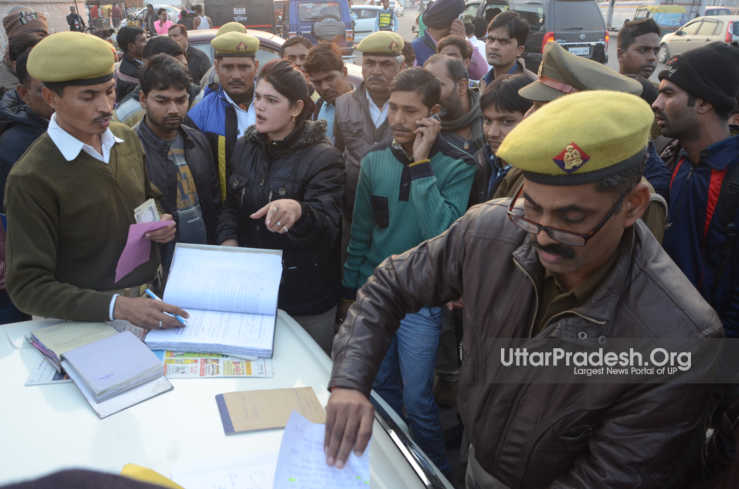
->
<box><xmin>145</xmin><ymin>244</ymin><xmax>283</xmax><ymax>358</ymax></box>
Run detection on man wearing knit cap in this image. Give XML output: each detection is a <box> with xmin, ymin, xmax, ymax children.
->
<box><xmin>324</xmin><ymin>89</ymin><xmax>723</xmax><ymax>488</ymax></box>
<box><xmin>654</xmin><ymin>42</ymin><xmax>739</xmax><ymax>338</ymax></box>
<box><xmin>187</xmin><ymin>31</ymin><xmax>260</xmax><ymax>202</ymax></box>
<box><xmin>4</xmin><ymin>32</ymin><xmax>187</xmax><ymax>330</ymax></box>
<box><xmin>0</xmin><ymin>7</ymin><xmax>47</xmax><ymax>93</ymax></box>
<box><xmin>334</xmin><ymin>31</ymin><xmax>403</xmax><ymax>252</ymax></box>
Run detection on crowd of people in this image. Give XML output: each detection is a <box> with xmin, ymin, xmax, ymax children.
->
<box><xmin>0</xmin><ymin>0</ymin><xmax>738</xmax><ymax>487</ymax></box>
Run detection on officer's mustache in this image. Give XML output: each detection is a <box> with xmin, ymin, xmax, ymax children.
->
<box><xmin>533</xmin><ymin>241</ymin><xmax>576</xmax><ymax>260</ymax></box>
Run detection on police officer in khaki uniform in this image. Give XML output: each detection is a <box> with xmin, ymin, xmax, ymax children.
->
<box><xmin>323</xmin><ymin>91</ymin><xmax>723</xmax><ymax>488</ymax></box>
<box><xmin>497</xmin><ymin>42</ymin><xmax>671</xmax><ymax>241</ymax></box>
<box><xmin>5</xmin><ymin>32</ymin><xmax>187</xmax><ymax>329</ymax></box>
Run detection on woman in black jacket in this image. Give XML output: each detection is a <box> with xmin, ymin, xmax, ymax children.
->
<box><xmin>217</xmin><ymin>60</ymin><xmax>344</xmax><ymax>354</ymax></box>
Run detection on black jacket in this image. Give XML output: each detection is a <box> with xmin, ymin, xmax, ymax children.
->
<box><xmin>186</xmin><ymin>46</ymin><xmax>211</xmax><ymax>88</ymax></box>
<box><xmin>217</xmin><ymin>120</ymin><xmax>344</xmax><ymax>316</ymax></box>
<box><xmin>135</xmin><ymin>119</ymin><xmax>221</xmax><ymax>269</ymax></box>
<box><xmin>116</xmin><ymin>55</ymin><xmax>141</xmax><ymax>103</ymax></box>
<box><xmin>0</xmin><ymin>89</ymin><xmax>48</xmax><ymax>211</ymax></box>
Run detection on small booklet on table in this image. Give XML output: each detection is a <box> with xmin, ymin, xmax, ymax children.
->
<box><xmin>29</xmin><ymin>322</ymin><xmax>119</xmax><ymax>372</ymax></box>
<box><xmin>61</xmin><ymin>331</ymin><xmax>172</xmax><ymax>418</ymax></box>
<box><xmin>145</xmin><ymin>243</ymin><xmax>283</xmax><ymax>359</ymax></box>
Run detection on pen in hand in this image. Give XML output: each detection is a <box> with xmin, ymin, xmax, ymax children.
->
<box><xmin>144</xmin><ymin>289</ymin><xmax>188</xmax><ymax>326</ymax></box>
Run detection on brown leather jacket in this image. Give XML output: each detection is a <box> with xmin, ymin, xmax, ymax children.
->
<box><xmin>330</xmin><ymin>200</ymin><xmax>724</xmax><ymax>488</ymax></box>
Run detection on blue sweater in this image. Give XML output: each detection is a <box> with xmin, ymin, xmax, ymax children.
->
<box><xmin>663</xmin><ymin>135</ymin><xmax>739</xmax><ymax>336</ymax></box>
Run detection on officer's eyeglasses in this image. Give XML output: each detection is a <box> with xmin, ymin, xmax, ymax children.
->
<box><xmin>506</xmin><ymin>186</ymin><xmax>630</xmax><ymax>247</ymax></box>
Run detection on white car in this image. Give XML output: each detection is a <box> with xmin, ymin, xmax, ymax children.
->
<box><xmin>659</xmin><ymin>15</ymin><xmax>739</xmax><ymax>62</ymax></box>
<box><xmin>351</xmin><ymin>4</ymin><xmax>385</xmax><ymax>43</ymax></box>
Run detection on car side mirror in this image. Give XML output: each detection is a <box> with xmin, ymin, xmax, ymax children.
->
<box><xmin>676</xmin><ymin>30</ymin><xmax>685</xmax><ymax>35</ymax></box>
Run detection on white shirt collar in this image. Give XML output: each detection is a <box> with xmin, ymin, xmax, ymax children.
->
<box><xmin>365</xmin><ymin>90</ymin><xmax>389</xmax><ymax>128</ymax></box>
<box><xmin>47</xmin><ymin>113</ymin><xmax>123</xmax><ymax>164</ymax></box>
<box><xmin>223</xmin><ymin>90</ymin><xmax>252</xmax><ymax>113</ymax></box>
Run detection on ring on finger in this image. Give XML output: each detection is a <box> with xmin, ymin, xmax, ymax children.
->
<box><xmin>158</xmin><ymin>320</ymin><xmax>162</xmax><ymax>329</ymax></box>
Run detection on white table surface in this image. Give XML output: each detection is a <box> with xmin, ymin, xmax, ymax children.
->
<box><xmin>0</xmin><ymin>311</ymin><xmax>422</xmax><ymax>488</ymax></box>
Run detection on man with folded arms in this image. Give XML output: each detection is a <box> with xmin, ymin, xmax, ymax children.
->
<box><xmin>4</xmin><ymin>32</ymin><xmax>187</xmax><ymax>329</ymax></box>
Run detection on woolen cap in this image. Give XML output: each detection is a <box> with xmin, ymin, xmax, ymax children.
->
<box><xmin>3</xmin><ymin>7</ymin><xmax>47</xmax><ymax>39</ymax></box>
<box><xmin>422</xmin><ymin>0</ymin><xmax>465</xmax><ymax>29</ymax></box>
<box><xmin>659</xmin><ymin>42</ymin><xmax>739</xmax><ymax>114</ymax></box>
<box><xmin>519</xmin><ymin>42</ymin><xmax>643</xmax><ymax>102</ymax></box>
<box><xmin>497</xmin><ymin>90</ymin><xmax>653</xmax><ymax>185</ymax></box>
<box><xmin>27</xmin><ymin>32</ymin><xmax>115</xmax><ymax>84</ymax></box>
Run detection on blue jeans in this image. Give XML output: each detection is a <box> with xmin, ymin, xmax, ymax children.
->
<box><xmin>373</xmin><ymin>306</ymin><xmax>450</xmax><ymax>474</ymax></box>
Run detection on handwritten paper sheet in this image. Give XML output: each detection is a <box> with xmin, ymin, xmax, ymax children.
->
<box><xmin>115</xmin><ymin>221</ymin><xmax>171</xmax><ymax>283</ymax></box>
<box><xmin>273</xmin><ymin>412</ymin><xmax>370</xmax><ymax>489</ymax></box>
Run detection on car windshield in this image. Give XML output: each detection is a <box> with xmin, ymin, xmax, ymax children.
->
<box><xmin>652</xmin><ymin>12</ymin><xmax>687</xmax><ymax>28</ymax></box>
<box><xmin>510</xmin><ymin>2</ymin><xmax>545</xmax><ymax>32</ymax></box>
<box><xmin>552</xmin><ymin>0</ymin><xmax>604</xmax><ymax>31</ymax></box>
<box><xmin>299</xmin><ymin>2</ymin><xmax>341</xmax><ymax>21</ymax></box>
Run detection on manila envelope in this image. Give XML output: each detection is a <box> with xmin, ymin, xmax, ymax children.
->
<box><xmin>216</xmin><ymin>387</ymin><xmax>326</xmax><ymax>435</ymax></box>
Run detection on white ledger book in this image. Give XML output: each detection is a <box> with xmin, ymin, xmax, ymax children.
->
<box><xmin>145</xmin><ymin>244</ymin><xmax>283</xmax><ymax>359</ymax></box>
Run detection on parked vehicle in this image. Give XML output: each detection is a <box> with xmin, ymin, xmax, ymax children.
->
<box><xmin>476</xmin><ymin>0</ymin><xmax>510</xmax><ymax>26</ymax></box>
<box><xmin>390</xmin><ymin>0</ymin><xmax>405</xmax><ymax>16</ymax></box>
<box><xmin>203</xmin><ymin>0</ymin><xmax>275</xmax><ymax>32</ymax></box>
<box><xmin>120</xmin><ymin>5</ymin><xmax>179</xmax><ymax>29</ymax></box>
<box><xmin>287</xmin><ymin>0</ymin><xmax>355</xmax><ymax>55</ymax></box>
<box><xmin>659</xmin><ymin>15</ymin><xmax>739</xmax><ymax>62</ymax></box>
<box><xmin>351</xmin><ymin>4</ymin><xmax>384</xmax><ymax>43</ymax></box>
<box><xmin>510</xmin><ymin>0</ymin><xmax>608</xmax><ymax>72</ymax></box>
<box><xmin>187</xmin><ymin>27</ymin><xmax>363</xmax><ymax>84</ymax></box>
<box><xmin>633</xmin><ymin>5</ymin><xmax>688</xmax><ymax>34</ymax></box>
<box><xmin>704</xmin><ymin>6</ymin><xmax>739</xmax><ymax>17</ymax></box>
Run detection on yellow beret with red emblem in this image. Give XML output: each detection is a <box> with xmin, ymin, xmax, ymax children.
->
<box><xmin>28</xmin><ymin>31</ymin><xmax>114</xmax><ymax>84</ymax></box>
<box><xmin>216</xmin><ymin>21</ymin><xmax>247</xmax><ymax>36</ymax></box>
<box><xmin>496</xmin><ymin>90</ymin><xmax>654</xmax><ymax>185</ymax></box>
<box><xmin>357</xmin><ymin>31</ymin><xmax>404</xmax><ymax>56</ymax></box>
<box><xmin>211</xmin><ymin>31</ymin><xmax>259</xmax><ymax>57</ymax></box>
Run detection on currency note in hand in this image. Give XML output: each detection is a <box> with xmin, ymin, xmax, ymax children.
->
<box><xmin>134</xmin><ymin>198</ymin><xmax>160</xmax><ymax>224</ymax></box>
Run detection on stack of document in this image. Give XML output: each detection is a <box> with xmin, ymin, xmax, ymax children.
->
<box><xmin>61</xmin><ymin>331</ymin><xmax>172</xmax><ymax>418</ymax></box>
<box><xmin>145</xmin><ymin>244</ymin><xmax>283</xmax><ymax>358</ymax></box>
<box><xmin>29</xmin><ymin>322</ymin><xmax>119</xmax><ymax>372</ymax></box>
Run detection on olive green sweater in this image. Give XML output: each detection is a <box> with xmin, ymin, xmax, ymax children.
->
<box><xmin>5</xmin><ymin>122</ymin><xmax>160</xmax><ymax>321</ymax></box>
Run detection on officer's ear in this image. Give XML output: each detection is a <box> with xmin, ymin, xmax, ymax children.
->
<box><xmin>41</xmin><ymin>85</ymin><xmax>61</xmax><ymax>111</ymax></box>
<box><xmin>622</xmin><ymin>180</ymin><xmax>651</xmax><ymax>228</ymax></box>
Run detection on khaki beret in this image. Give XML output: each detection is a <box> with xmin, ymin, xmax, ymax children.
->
<box><xmin>357</xmin><ymin>31</ymin><xmax>404</xmax><ymax>56</ymax></box>
<box><xmin>211</xmin><ymin>31</ymin><xmax>259</xmax><ymax>57</ymax></box>
<box><xmin>216</xmin><ymin>21</ymin><xmax>247</xmax><ymax>36</ymax></box>
<box><xmin>519</xmin><ymin>42</ymin><xmax>643</xmax><ymax>102</ymax></box>
<box><xmin>28</xmin><ymin>32</ymin><xmax>114</xmax><ymax>84</ymax></box>
<box><xmin>497</xmin><ymin>90</ymin><xmax>654</xmax><ymax>185</ymax></box>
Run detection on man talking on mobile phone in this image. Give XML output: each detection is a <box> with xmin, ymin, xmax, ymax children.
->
<box><xmin>339</xmin><ymin>67</ymin><xmax>476</xmax><ymax>476</ymax></box>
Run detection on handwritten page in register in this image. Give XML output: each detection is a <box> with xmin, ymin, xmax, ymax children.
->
<box><xmin>146</xmin><ymin>309</ymin><xmax>275</xmax><ymax>353</ymax></box>
<box><xmin>163</xmin><ymin>244</ymin><xmax>283</xmax><ymax>315</ymax></box>
<box><xmin>273</xmin><ymin>412</ymin><xmax>370</xmax><ymax>489</ymax></box>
